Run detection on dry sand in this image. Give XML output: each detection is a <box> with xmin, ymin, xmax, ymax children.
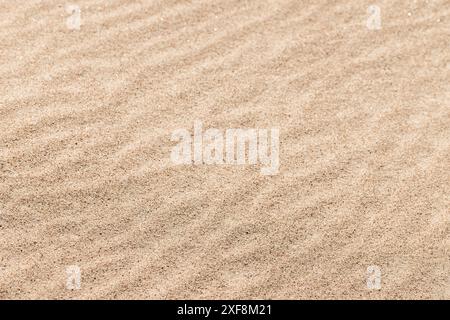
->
<box><xmin>0</xmin><ymin>0</ymin><xmax>449</xmax><ymax>299</ymax></box>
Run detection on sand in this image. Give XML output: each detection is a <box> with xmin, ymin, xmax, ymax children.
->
<box><xmin>0</xmin><ymin>0</ymin><xmax>449</xmax><ymax>299</ymax></box>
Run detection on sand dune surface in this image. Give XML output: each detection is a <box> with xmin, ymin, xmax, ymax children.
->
<box><xmin>0</xmin><ymin>0</ymin><xmax>449</xmax><ymax>299</ymax></box>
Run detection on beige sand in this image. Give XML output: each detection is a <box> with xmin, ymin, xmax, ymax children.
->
<box><xmin>0</xmin><ymin>0</ymin><xmax>449</xmax><ymax>299</ymax></box>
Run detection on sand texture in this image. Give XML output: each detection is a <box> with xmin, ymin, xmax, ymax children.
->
<box><xmin>0</xmin><ymin>0</ymin><xmax>449</xmax><ymax>299</ymax></box>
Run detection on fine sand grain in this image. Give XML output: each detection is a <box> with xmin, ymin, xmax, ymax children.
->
<box><xmin>0</xmin><ymin>0</ymin><xmax>449</xmax><ymax>299</ymax></box>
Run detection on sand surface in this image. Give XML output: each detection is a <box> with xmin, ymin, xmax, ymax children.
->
<box><xmin>0</xmin><ymin>0</ymin><xmax>449</xmax><ymax>299</ymax></box>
